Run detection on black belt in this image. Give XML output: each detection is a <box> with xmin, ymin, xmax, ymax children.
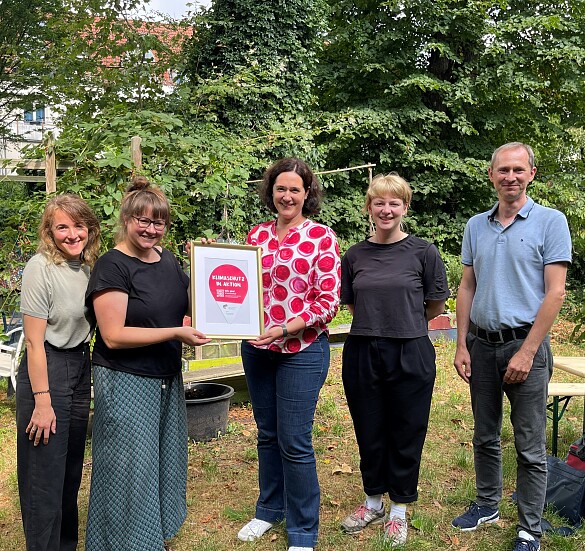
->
<box><xmin>469</xmin><ymin>322</ymin><xmax>532</xmax><ymax>344</ymax></box>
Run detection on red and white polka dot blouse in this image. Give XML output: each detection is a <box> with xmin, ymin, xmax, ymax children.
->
<box><xmin>247</xmin><ymin>219</ymin><xmax>341</xmax><ymax>353</ymax></box>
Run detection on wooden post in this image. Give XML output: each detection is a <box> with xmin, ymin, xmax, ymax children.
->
<box><xmin>44</xmin><ymin>133</ymin><xmax>56</xmax><ymax>193</ymax></box>
<box><xmin>131</xmin><ymin>135</ymin><xmax>142</xmax><ymax>170</ymax></box>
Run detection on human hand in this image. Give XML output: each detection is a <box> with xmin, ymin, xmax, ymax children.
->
<box><xmin>503</xmin><ymin>349</ymin><xmax>534</xmax><ymax>384</ymax></box>
<box><xmin>176</xmin><ymin>326</ymin><xmax>212</xmax><ymax>346</ymax></box>
<box><xmin>250</xmin><ymin>326</ymin><xmax>284</xmax><ymax>346</ymax></box>
<box><xmin>453</xmin><ymin>346</ymin><xmax>472</xmax><ymax>384</ymax></box>
<box><xmin>184</xmin><ymin>238</ymin><xmax>217</xmax><ymax>256</ymax></box>
<box><xmin>26</xmin><ymin>398</ymin><xmax>56</xmax><ymax>446</ymax></box>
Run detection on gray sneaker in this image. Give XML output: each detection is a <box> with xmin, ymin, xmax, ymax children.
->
<box><xmin>341</xmin><ymin>502</ymin><xmax>385</xmax><ymax>534</ymax></box>
<box><xmin>384</xmin><ymin>515</ymin><xmax>408</xmax><ymax>546</ymax></box>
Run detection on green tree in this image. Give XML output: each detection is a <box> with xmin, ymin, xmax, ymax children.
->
<box><xmin>0</xmin><ymin>0</ymin><xmax>65</xmax><ymax>140</ymax></box>
<box><xmin>315</xmin><ymin>1</ymin><xmax>585</xmax><ymax>261</ymax></box>
<box><xmin>183</xmin><ymin>0</ymin><xmax>327</xmax><ymax>130</ymax></box>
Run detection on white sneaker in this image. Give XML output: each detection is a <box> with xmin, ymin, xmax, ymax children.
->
<box><xmin>288</xmin><ymin>547</ymin><xmax>313</xmax><ymax>551</ymax></box>
<box><xmin>384</xmin><ymin>515</ymin><xmax>408</xmax><ymax>546</ymax></box>
<box><xmin>237</xmin><ymin>518</ymin><xmax>274</xmax><ymax>541</ymax></box>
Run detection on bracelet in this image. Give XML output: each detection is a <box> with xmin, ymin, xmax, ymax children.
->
<box><xmin>281</xmin><ymin>324</ymin><xmax>288</xmax><ymax>337</ymax></box>
<box><xmin>32</xmin><ymin>389</ymin><xmax>50</xmax><ymax>396</ymax></box>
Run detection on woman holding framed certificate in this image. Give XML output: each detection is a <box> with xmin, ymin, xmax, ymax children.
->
<box><xmin>85</xmin><ymin>177</ymin><xmax>210</xmax><ymax>551</ymax></box>
<box><xmin>237</xmin><ymin>158</ymin><xmax>341</xmax><ymax>551</ymax></box>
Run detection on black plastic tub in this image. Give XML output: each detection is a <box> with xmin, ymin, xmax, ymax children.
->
<box><xmin>184</xmin><ymin>382</ymin><xmax>235</xmax><ymax>442</ymax></box>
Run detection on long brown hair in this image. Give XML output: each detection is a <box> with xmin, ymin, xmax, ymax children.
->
<box><xmin>37</xmin><ymin>194</ymin><xmax>101</xmax><ymax>267</ymax></box>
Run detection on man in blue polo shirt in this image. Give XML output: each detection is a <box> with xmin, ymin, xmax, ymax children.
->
<box><xmin>451</xmin><ymin>142</ymin><xmax>572</xmax><ymax>551</ymax></box>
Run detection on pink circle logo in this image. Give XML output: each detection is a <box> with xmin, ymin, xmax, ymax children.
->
<box><xmin>209</xmin><ymin>265</ymin><xmax>248</xmax><ymax>304</ymax></box>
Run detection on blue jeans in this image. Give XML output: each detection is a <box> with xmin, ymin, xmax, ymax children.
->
<box><xmin>241</xmin><ymin>334</ymin><xmax>329</xmax><ymax>548</ymax></box>
<box><xmin>468</xmin><ymin>333</ymin><xmax>553</xmax><ymax>539</ymax></box>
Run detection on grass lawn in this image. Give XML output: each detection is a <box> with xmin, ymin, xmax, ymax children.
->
<box><xmin>0</xmin><ymin>322</ymin><xmax>584</xmax><ymax>550</ymax></box>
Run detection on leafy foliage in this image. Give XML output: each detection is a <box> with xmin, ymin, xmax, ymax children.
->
<box><xmin>316</xmin><ymin>0</ymin><xmax>585</xmax><ymax>261</ymax></box>
<box><xmin>2</xmin><ymin>0</ymin><xmax>585</xmax><ymax>321</ymax></box>
<box><xmin>183</xmin><ymin>0</ymin><xmax>327</xmax><ymax>130</ymax></box>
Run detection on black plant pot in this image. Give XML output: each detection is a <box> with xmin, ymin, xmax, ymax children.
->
<box><xmin>184</xmin><ymin>382</ymin><xmax>235</xmax><ymax>442</ymax></box>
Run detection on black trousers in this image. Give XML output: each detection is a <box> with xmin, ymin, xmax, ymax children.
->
<box><xmin>342</xmin><ymin>335</ymin><xmax>436</xmax><ymax>503</ymax></box>
<box><xmin>16</xmin><ymin>342</ymin><xmax>91</xmax><ymax>551</ymax></box>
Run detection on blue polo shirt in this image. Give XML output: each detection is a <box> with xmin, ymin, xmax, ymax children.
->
<box><xmin>462</xmin><ymin>197</ymin><xmax>572</xmax><ymax>331</ymax></box>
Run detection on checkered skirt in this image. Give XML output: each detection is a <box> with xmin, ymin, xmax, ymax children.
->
<box><xmin>85</xmin><ymin>365</ymin><xmax>188</xmax><ymax>551</ymax></box>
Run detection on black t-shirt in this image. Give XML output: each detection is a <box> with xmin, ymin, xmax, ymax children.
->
<box><xmin>341</xmin><ymin>236</ymin><xmax>449</xmax><ymax>338</ymax></box>
<box><xmin>86</xmin><ymin>248</ymin><xmax>189</xmax><ymax>378</ymax></box>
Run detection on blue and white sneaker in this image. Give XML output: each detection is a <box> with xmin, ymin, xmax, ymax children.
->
<box><xmin>513</xmin><ymin>537</ymin><xmax>540</xmax><ymax>551</ymax></box>
<box><xmin>451</xmin><ymin>501</ymin><xmax>499</xmax><ymax>531</ymax></box>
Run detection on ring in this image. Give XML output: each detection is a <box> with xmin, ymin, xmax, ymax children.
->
<box><xmin>30</xmin><ymin>426</ymin><xmax>37</xmax><ymax>432</ymax></box>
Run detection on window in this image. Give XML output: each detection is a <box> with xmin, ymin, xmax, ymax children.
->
<box><xmin>23</xmin><ymin>106</ymin><xmax>45</xmax><ymax>125</ymax></box>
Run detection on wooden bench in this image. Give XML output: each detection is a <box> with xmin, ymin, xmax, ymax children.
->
<box><xmin>547</xmin><ymin>382</ymin><xmax>585</xmax><ymax>457</ymax></box>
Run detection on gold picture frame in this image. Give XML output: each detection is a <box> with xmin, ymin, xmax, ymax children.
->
<box><xmin>189</xmin><ymin>241</ymin><xmax>264</xmax><ymax>339</ymax></box>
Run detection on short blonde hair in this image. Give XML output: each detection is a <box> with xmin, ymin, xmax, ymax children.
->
<box><xmin>365</xmin><ymin>173</ymin><xmax>412</xmax><ymax>212</ymax></box>
<box><xmin>115</xmin><ymin>176</ymin><xmax>170</xmax><ymax>244</ymax></box>
<box><xmin>37</xmin><ymin>194</ymin><xmax>101</xmax><ymax>267</ymax></box>
<box><xmin>491</xmin><ymin>142</ymin><xmax>535</xmax><ymax>169</ymax></box>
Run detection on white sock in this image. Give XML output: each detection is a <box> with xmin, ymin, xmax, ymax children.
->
<box><xmin>288</xmin><ymin>547</ymin><xmax>313</xmax><ymax>551</ymax></box>
<box><xmin>518</xmin><ymin>530</ymin><xmax>536</xmax><ymax>541</ymax></box>
<box><xmin>365</xmin><ymin>494</ymin><xmax>383</xmax><ymax>511</ymax></box>
<box><xmin>389</xmin><ymin>501</ymin><xmax>407</xmax><ymax>520</ymax></box>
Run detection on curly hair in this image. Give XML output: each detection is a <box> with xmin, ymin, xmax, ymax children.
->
<box><xmin>37</xmin><ymin>194</ymin><xmax>101</xmax><ymax>267</ymax></box>
<box><xmin>115</xmin><ymin>176</ymin><xmax>170</xmax><ymax>244</ymax></box>
<box><xmin>258</xmin><ymin>157</ymin><xmax>323</xmax><ymax>216</ymax></box>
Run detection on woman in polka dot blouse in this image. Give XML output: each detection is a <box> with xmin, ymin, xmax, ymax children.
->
<box><xmin>237</xmin><ymin>158</ymin><xmax>341</xmax><ymax>551</ymax></box>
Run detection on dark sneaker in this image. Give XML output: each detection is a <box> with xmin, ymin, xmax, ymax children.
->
<box><xmin>451</xmin><ymin>501</ymin><xmax>499</xmax><ymax>531</ymax></box>
<box><xmin>341</xmin><ymin>502</ymin><xmax>385</xmax><ymax>534</ymax></box>
<box><xmin>513</xmin><ymin>537</ymin><xmax>540</xmax><ymax>551</ymax></box>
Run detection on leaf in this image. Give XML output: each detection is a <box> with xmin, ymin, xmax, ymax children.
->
<box><xmin>410</xmin><ymin>517</ymin><xmax>423</xmax><ymax>530</ymax></box>
<box><xmin>451</xmin><ymin>418</ymin><xmax>468</xmax><ymax>430</ymax></box>
<box><xmin>332</xmin><ymin>463</ymin><xmax>352</xmax><ymax>475</ymax></box>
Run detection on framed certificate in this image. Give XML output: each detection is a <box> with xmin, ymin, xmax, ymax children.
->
<box><xmin>189</xmin><ymin>241</ymin><xmax>264</xmax><ymax>339</ymax></box>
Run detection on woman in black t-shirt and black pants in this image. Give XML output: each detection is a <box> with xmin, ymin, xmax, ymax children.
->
<box><xmin>339</xmin><ymin>173</ymin><xmax>449</xmax><ymax>546</ymax></box>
